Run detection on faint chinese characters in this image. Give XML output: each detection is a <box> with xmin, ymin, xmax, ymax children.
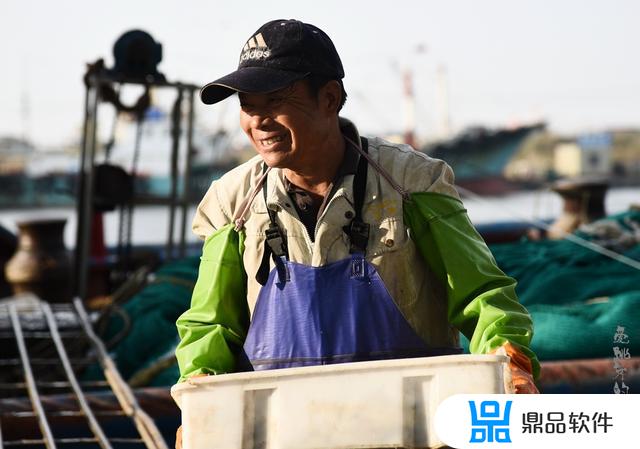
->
<box><xmin>613</xmin><ymin>325</ymin><xmax>631</xmax><ymax>394</ymax></box>
<box><xmin>469</xmin><ymin>400</ymin><xmax>512</xmax><ymax>443</ymax></box>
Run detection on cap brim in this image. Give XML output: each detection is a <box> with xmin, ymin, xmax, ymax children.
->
<box><xmin>200</xmin><ymin>67</ymin><xmax>309</xmax><ymax>105</ymax></box>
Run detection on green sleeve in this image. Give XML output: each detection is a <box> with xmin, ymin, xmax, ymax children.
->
<box><xmin>175</xmin><ymin>224</ymin><xmax>250</xmax><ymax>381</ymax></box>
<box><xmin>403</xmin><ymin>192</ymin><xmax>540</xmax><ymax>378</ymax></box>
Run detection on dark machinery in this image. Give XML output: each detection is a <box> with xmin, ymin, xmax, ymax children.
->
<box><xmin>74</xmin><ymin>29</ymin><xmax>200</xmax><ymax>300</ymax></box>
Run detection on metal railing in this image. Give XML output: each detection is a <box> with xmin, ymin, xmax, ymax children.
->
<box><xmin>0</xmin><ymin>297</ymin><xmax>169</xmax><ymax>449</ymax></box>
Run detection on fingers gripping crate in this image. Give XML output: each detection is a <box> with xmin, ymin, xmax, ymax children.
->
<box><xmin>171</xmin><ymin>354</ymin><xmax>510</xmax><ymax>449</ymax></box>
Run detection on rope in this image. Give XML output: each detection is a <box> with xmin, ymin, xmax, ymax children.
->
<box><xmin>456</xmin><ymin>184</ymin><xmax>640</xmax><ymax>272</ymax></box>
<box><xmin>343</xmin><ymin>136</ymin><xmax>411</xmax><ymax>200</ymax></box>
<box><xmin>234</xmin><ymin>167</ymin><xmax>272</xmax><ymax>231</ymax></box>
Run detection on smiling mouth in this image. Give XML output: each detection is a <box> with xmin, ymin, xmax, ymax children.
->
<box><xmin>260</xmin><ymin>135</ymin><xmax>284</xmax><ymax>146</ymax></box>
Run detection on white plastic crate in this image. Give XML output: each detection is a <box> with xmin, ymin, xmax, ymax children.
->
<box><xmin>171</xmin><ymin>354</ymin><xmax>510</xmax><ymax>449</ymax></box>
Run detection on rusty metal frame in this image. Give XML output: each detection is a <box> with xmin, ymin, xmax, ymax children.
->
<box><xmin>1</xmin><ymin>300</ymin><xmax>170</xmax><ymax>448</ymax></box>
<box><xmin>72</xmin><ymin>298</ymin><xmax>168</xmax><ymax>449</ymax></box>
<box><xmin>40</xmin><ymin>302</ymin><xmax>112</xmax><ymax>449</ymax></box>
<box><xmin>7</xmin><ymin>304</ymin><xmax>57</xmax><ymax>449</ymax></box>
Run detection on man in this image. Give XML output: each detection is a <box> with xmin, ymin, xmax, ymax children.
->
<box><xmin>176</xmin><ymin>19</ymin><xmax>538</xmax><ymax>393</ymax></box>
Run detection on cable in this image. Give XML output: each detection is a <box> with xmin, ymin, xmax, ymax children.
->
<box><xmin>456</xmin><ymin>184</ymin><xmax>640</xmax><ymax>272</ymax></box>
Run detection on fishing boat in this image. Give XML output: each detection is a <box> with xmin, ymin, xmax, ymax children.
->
<box><xmin>424</xmin><ymin>123</ymin><xmax>546</xmax><ymax>195</ymax></box>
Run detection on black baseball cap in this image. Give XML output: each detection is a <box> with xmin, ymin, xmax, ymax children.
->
<box><xmin>200</xmin><ymin>19</ymin><xmax>344</xmax><ymax>105</ymax></box>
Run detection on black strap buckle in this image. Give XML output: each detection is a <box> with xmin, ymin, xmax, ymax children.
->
<box><xmin>347</xmin><ymin>220</ymin><xmax>370</xmax><ymax>254</ymax></box>
<box><xmin>265</xmin><ymin>223</ymin><xmax>287</xmax><ymax>258</ymax></box>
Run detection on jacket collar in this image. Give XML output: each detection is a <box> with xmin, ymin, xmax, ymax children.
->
<box><xmin>260</xmin><ymin>118</ymin><xmax>380</xmax><ymax>214</ymax></box>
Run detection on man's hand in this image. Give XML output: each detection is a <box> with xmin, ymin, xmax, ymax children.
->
<box><xmin>493</xmin><ymin>343</ymin><xmax>539</xmax><ymax>394</ymax></box>
<box><xmin>510</xmin><ymin>363</ymin><xmax>539</xmax><ymax>394</ymax></box>
<box><xmin>175</xmin><ymin>374</ymin><xmax>210</xmax><ymax>449</ymax></box>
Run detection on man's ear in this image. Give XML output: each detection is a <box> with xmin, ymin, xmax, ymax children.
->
<box><xmin>319</xmin><ymin>80</ymin><xmax>342</xmax><ymax>115</ymax></box>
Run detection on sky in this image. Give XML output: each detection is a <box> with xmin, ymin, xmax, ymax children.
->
<box><xmin>1</xmin><ymin>0</ymin><xmax>640</xmax><ymax>148</ymax></box>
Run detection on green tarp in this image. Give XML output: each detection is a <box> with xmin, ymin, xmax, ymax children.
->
<box><xmin>462</xmin><ymin>210</ymin><xmax>640</xmax><ymax>360</ymax></box>
<box><xmin>83</xmin><ymin>255</ymin><xmax>201</xmax><ymax>386</ymax></box>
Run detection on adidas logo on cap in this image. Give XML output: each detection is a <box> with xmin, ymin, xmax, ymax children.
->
<box><xmin>240</xmin><ymin>32</ymin><xmax>271</xmax><ymax>62</ymax></box>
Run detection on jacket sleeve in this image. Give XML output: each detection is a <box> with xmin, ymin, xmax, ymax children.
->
<box><xmin>175</xmin><ymin>224</ymin><xmax>250</xmax><ymax>381</ymax></box>
<box><xmin>403</xmin><ymin>190</ymin><xmax>540</xmax><ymax>379</ymax></box>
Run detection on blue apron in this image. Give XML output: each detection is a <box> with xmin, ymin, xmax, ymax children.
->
<box><xmin>243</xmin><ymin>138</ymin><xmax>460</xmax><ymax>370</ymax></box>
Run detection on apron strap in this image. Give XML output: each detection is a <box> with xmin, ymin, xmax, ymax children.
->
<box><xmin>344</xmin><ymin>137</ymin><xmax>371</xmax><ymax>254</ymax></box>
<box><xmin>263</xmin><ymin>175</ymin><xmax>288</xmax><ymax>259</ymax></box>
<box><xmin>256</xmin><ymin>165</ymin><xmax>290</xmax><ymax>285</ymax></box>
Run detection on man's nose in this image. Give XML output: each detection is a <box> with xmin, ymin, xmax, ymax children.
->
<box><xmin>249</xmin><ymin>111</ymin><xmax>273</xmax><ymax>129</ymax></box>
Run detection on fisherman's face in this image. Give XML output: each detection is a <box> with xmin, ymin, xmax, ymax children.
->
<box><xmin>239</xmin><ymin>80</ymin><xmax>331</xmax><ymax>170</ymax></box>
